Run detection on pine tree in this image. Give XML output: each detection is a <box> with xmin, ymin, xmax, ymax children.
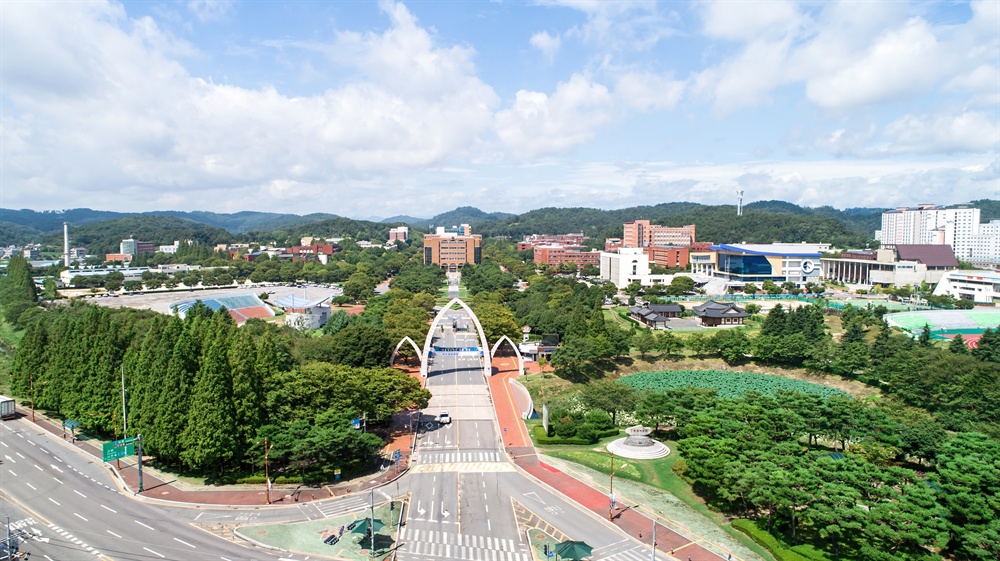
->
<box><xmin>948</xmin><ymin>334</ymin><xmax>970</xmax><ymax>355</ymax></box>
<box><xmin>229</xmin><ymin>327</ymin><xmax>264</xmax><ymax>466</ymax></box>
<box><xmin>153</xmin><ymin>320</ymin><xmax>201</xmax><ymax>464</ymax></box>
<box><xmin>180</xmin><ymin>324</ymin><xmax>237</xmax><ymax>474</ymax></box>
<box><xmin>761</xmin><ymin>304</ymin><xmax>787</xmax><ymax>336</ymax></box>
<box><xmin>9</xmin><ymin>321</ymin><xmax>47</xmax><ymax>400</ymax></box>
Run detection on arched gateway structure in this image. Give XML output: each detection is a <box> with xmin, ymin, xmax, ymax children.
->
<box><xmin>490</xmin><ymin>335</ymin><xmax>524</xmax><ymax>375</ymax></box>
<box><xmin>420</xmin><ymin>298</ymin><xmax>492</xmax><ymax>379</ymax></box>
<box><xmin>390</xmin><ymin>336</ymin><xmax>423</xmax><ymax>369</ymax></box>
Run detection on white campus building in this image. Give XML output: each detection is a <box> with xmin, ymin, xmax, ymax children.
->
<box><xmin>875</xmin><ymin>204</ymin><xmax>998</xmax><ymax>264</ymax></box>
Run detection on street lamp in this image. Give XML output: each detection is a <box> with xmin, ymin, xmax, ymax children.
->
<box><xmin>608</xmin><ymin>451</ymin><xmax>627</xmax><ymax>520</ymax></box>
<box><xmin>259</xmin><ymin>438</ymin><xmax>274</xmax><ymax>505</ymax></box>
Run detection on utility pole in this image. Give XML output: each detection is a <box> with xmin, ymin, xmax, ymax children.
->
<box><xmin>651</xmin><ymin>519</ymin><xmax>656</xmax><ymax>561</ymax></box>
<box><xmin>121</xmin><ymin>365</ymin><xmax>127</xmax><ymax>436</ymax></box>
<box><xmin>369</xmin><ymin>487</ymin><xmax>376</xmax><ymax>559</ymax></box>
<box><xmin>136</xmin><ymin>434</ymin><xmax>144</xmax><ymax>493</ymax></box>
<box><xmin>29</xmin><ymin>372</ymin><xmax>34</xmax><ymax>423</ymax></box>
<box><xmin>264</xmin><ymin>438</ymin><xmax>273</xmax><ymax>505</ymax></box>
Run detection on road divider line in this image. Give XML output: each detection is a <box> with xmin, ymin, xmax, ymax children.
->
<box><xmin>74</xmin><ymin>513</ymin><xmax>88</xmax><ymax>522</ymax></box>
<box><xmin>143</xmin><ymin>546</ymin><xmax>165</xmax><ymax>558</ymax></box>
<box><xmin>53</xmin><ymin>478</ymin><xmax>62</xmax><ymax>484</ymax></box>
<box><xmin>26</xmin><ymin>483</ymin><xmax>36</xmax><ymax>491</ymax></box>
<box><xmin>16</xmin><ymin>452</ymin><xmax>24</xmax><ymax>458</ymax></box>
<box><xmin>34</xmin><ymin>464</ymin><xmax>43</xmax><ymax>471</ymax></box>
<box><xmin>74</xmin><ymin>490</ymin><xmax>87</xmax><ymax>498</ymax></box>
<box><xmin>48</xmin><ymin>498</ymin><xmax>60</xmax><ymax>506</ymax></box>
<box><xmin>135</xmin><ymin>520</ymin><xmax>155</xmax><ymax>530</ymax></box>
<box><xmin>107</xmin><ymin>530</ymin><xmax>122</xmax><ymax>538</ymax></box>
<box><xmin>174</xmin><ymin>537</ymin><xmax>196</xmax><ymax>548</ymax></box>
<box><xmin>100</xmin><ymin>505</ymin><xmax>117</xmax><ymax>513</ymax></box>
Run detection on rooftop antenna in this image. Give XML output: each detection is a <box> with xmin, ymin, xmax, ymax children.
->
<box><xmin>736</xmin><ymin>190</ymin><xmax>744</xmax><ymax>217</ymax></box>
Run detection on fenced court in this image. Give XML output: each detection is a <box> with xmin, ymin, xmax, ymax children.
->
<box><xmin>884</xmin><ymin>309</ymin><xmax>998</xmax><ymax>340</ymax></box>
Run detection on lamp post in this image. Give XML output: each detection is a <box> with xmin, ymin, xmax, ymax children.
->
<box><xmin>29</xmin><ymin>371</ymin><xmax>35</xmax><ymax>422</ymax></box>
<box><xmin>261</xmin><ymin>438</ymin><xmax>274</xmax><ymax>505</ymax></box>
<box><xmin>608</xmin><ymin>452</ymin><xmax>627</xmax><ymax>520</ymax></box>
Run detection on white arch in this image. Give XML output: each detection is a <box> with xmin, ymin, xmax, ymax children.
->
<box><xmin>421</xmin><ymin>298</ymin><xmax>492</xmax><ymax>379</ymax></box>
<box><xmin>391</xmin><ymin>336</ymin><xmax>423</xmax><ymax>368</ymax></box>
<box><xmin>490</xmin><ymin>335</ymin><xmax>524</xmax><ymax>375</ymax></box>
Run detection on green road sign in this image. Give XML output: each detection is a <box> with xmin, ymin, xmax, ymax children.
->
<box><xmin>102</xmin><ymin>437</ymin><xmax>135</xmax><ymax>462</ymax></box>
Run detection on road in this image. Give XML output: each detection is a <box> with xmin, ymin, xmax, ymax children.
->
<box><xmin>394</xmin><ymin>306</ymin><xmax>660</xmax><ymax>561</ymax></box>
<box><xmin>0</xmin><ymin>420</ymin><xmax>286</xmax><ymax>561</ymax></box>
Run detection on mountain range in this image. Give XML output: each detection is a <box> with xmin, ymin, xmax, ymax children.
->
<box><xmin>2</xmin><ymin>200</ymin><xmax>997</xmax><ymax>254</ymax></box>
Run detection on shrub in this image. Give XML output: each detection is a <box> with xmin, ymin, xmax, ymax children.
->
<box><xmin>575</xmin><ymin>423</ymin><xmax>598</xmax><ymax>443</ymax></box>
<box><xmin>532</xmin><ymin>425</ymin><xmax>593</xmax><ymax>445</ymax></box>
<box><xmin>584</xmin><ymin>410</ymin><xmax>614</xmax><ymax>430</ymax></box>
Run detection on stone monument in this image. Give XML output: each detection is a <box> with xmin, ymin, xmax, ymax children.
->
<box><xmin>606</xmin><ymin>425</ymin><xmax>670</xmax><ymax>460</ymax></box>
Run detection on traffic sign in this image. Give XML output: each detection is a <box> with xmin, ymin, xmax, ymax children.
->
<box><xmin>102</xmin><ymin>437</ymin><xmax>135</xmax><ymax>462</ymax></box>
<box><xmin>334</xmin><ymin>468</ymin><xmax>342</xmax><ymax>481</ymax></box>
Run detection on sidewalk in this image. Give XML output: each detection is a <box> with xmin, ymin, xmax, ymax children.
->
<box><xmin>487</xmin><ymin>361</ymin><xmax>732</xmax><ymax>561</ymax></box>
<box><xmin>14</xmin><ymin>406</ymin><xmax>411</xmax><ymax>508</ymax></box>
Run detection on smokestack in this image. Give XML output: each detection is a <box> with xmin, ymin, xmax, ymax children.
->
<box><xmin>63</xmin><ymin>222</ymin><xmax>70</xmax><ymax>267</ymax></box>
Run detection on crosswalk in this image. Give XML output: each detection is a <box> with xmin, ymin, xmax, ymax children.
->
<box><xmin>48</xmin><ymin>523</ymin><xmax>103</xmax><ymax>557</ymax></box>
<box><xmin>312</xmin><ymin>493</ymin><xmax>391</xmax><ymax>519</ymax></box>
<box><xmin>419</xmin><ymin>451</ymin><xmax>504</xmax><ymax>464</ymax></box>
<box><xmin>410</xmin><ymin>462</ymin><xmax>515</xmax><ymax>473</ymax></box>
<box><xmin>399</xmin><ymin>528</ymin><xmax>531</xmax><ymax>561</ymax></box>
<box><xmin>593</xmin><ymin>539</ymin><xmax>668</xmax><ymax>561</ymax></box>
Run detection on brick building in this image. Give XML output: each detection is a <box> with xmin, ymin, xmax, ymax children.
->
<box><xmin>533</xmin><ymin>245</ymin><xmax>601</xmax><ymax>269</ymax></box>
<box><xmin>424</xmin><ymin>226</ymin><xmax>482</xmax><ymax>271</ymax></box>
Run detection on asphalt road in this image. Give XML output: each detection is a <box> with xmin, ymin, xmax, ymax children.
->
<box><xmin>0</xmin><ymin>420</ymin><xmax>287</xmax><ymax>561</ymax></box>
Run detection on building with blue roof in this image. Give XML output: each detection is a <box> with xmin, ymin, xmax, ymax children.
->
<box><xmin>691</xmin><ymin>243</ymin><xmax>828</xmax><ymax>287</ymax></box>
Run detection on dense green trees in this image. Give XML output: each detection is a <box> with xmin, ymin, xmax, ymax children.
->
<box><xmin>5</xmin><ymin>297</ymin><xmax>428</xmax><ymax>480</ymax></box>
<box><xmin>662</xmin><ymin>386</ymin><xmax>1000</xmax><ymax>560</ymax></box>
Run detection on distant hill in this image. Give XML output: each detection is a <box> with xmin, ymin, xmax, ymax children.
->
<box><xmin>41</xmin><ymin>215</ymin><xmax>233</xmax><ymax>256</ymax></box>
<box><xmin>477</xmin><ymin>201</ymin><xmax>880</xmax><ymax>248</ymax></box>
<box><xmin>382</xmin><ymin>215</ymin><xmax>428</xmax><ymax>225</ymax></box>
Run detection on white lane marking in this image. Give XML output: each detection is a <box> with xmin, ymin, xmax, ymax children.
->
<box><xmin>27</xmin><ymin>440</ymin><xmax>35</xmax><ymax>446</ymax></box>
<box><xmin>16</xmin><ymin>452</ymin><xmax>25</xmax><ymax>459</ymax></box>
<box><xmin>54</xmin><ymin>456</ymin><xmax>62</xmax><ymax>463</ymax></box>
<box><xmin>48</xmin><ymin>498</ymin><xmax>60</xmax><ymax>506</ymax></box>
<box><xmin>40</xmin><ymin>448</ymin><xmax>49</xmax><ymax>454</ymax></box>
<box><xmin>221</xmin><ymin>558</ymin><xmax>233</xmax><ymax>561</ymax></box>
<box><xmin>100</xmin><ymin>505</ymin><xmax>117</xmax><ymax>513</ymax></box>
<box><xmin>174</xmin><ymin>537</ymin><xmax>196</xmax><ymax>549</ymax></box>
<box><xmin>135</xmin><ymin>520</ymin><xmax>155</xmax><ymax>530</ymax></box>
<box><xmin>107</xmin><ymin>530</ymin><xmax>122</xmax><ymax>539</ymax></box>
<box><xmin>26</xmin><ymin>483</ymin><xmax>36</xmax><ymax>491</ymax></box>
<box><xmin>7</xmin><ymin>470</ymin><xmax>15</xmax><ymax>477</ymax></box>
<box><xmin>143</xmin><ymin>547</ymin><xmax>165</xmax><ymax>558</ymax></box>
<box><xmin>34</xmin><ymin>464</ymin><xmax>43</xmax><ymax>471</ymax></box>
<box><xmin>16</xmin><ymin>433</ymin><xmax>24</xmax><ymax>438</ymax></box>
<box><xmin>44</xmin><ymin>556</ymin><xmax>54</xmax><ymax>561</ymax></box>
<box><xmin>53</xmin><ymin>478</ymin><xmax>62</xmax><ymax>484</ymax></box>
<box><xmin>74</xmin><ymin>513</ymin><xmax>88</xmax><ymax>522</ymax></box>
<box><xmin>50</xmin><ymin>464</ymin><xmax>63</xmax><ymax>473</ymax></box>
<box><xmin>74</xmin><ymin>490</ymin><xmax>87</xmax><ymax>498</ymax></box>
<box><xmin>1</xmin><ymin>442</ymin><xmax>7</xmax><ymax>447</ymax></box>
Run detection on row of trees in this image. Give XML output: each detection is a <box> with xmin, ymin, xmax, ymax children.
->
<box><xmin>657</xmin><ymin>387</ymin><xmax>999</xmax><ymax>561</ymax></box>
<box><xmin>6</xmin><ymin>298</ymin><xmax>429</xmax><ymax>480</ymax></box>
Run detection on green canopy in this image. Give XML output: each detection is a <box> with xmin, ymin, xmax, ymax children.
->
<box><xmin>555</xmin><ymin>540</ymin><xmax>593</xmax><ymax>560</ymax></box>
<box><xmin>350</xmin><ymin>518</ymin><xmax>385</xmax><ymax>536</ymax></box>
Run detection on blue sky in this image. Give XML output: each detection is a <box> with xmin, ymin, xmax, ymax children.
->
<box><xmin>2</xmin><ymin>0</ymin><xmax>998</xmax><ymax>220</ymax></box>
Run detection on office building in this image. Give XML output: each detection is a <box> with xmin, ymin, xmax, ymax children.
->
<box><xmin>821</xmin><ymin>245</ymin><xmax>959</xmax><ymax>288</ymax></box>
<box><xmin>423</xmin><ymin>226</ymin><xmax>482</xmax><ymax>271</ymax></box>
<box><xmin>120</xmin><ymin>237</ymin><xmax>155</xmax><ymax>257</ymax></box>
<box><xmin>389</xmin><ymin>226</ymin><xmax>409</xmax><ymax>243</ymax></box>
<box><xmin>933</xmin><ymin>270</ymin><xmax>1000</xmax><ymax>305</ymax></box>
<box><xmin>623</xmin><ymin>220</ymin><xmax>696</xmax><ymax>248</ymax></box>
<box><xmin>875</xmin><ymin>204</ymin><xmax>981</xmax><ymax>259</ymax></box>
<box><xmin>533</xmin><ymin>245</ymin><xmax>601</xmax><ymax>269</ymax></box>
<box><xmin>691</xmin><ymin>243</ymin><xmax>828</xmax><ymax>288</ymax></box>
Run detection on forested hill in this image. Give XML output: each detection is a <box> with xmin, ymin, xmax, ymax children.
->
<box><xmin>42</xmin><ymin>216</ymin><xmax>233</xmax><ymax>256</ymax></box>
<box><xmin>475</xmin><ymin>201</ymin><xmax>883</xmax><ymax>248</ymax></box>
<box><xmin>245</xmin><ymin>216</ymin><xmax>409</xmax><ymax>246</ymax></box>
<box><xmin>381</xmin><ymin>206</ymin><xmax>514</xmax><ymax>228</ymax></box>
<box><xmin>0</xmin><ymin>208</ymin><xmax>341</xmax><ymax>236</ymax></box>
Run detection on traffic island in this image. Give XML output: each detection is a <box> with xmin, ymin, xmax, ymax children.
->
<box><xmin>236</xmin><ymin>500</ymin><xmax>404</xmax><ymax>560</ymax></box>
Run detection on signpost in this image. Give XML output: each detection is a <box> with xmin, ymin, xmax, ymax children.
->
<box><xmin>102</xmin><ymin>438</ymin><xmax>135</xmax><ymax>462</ymax></box>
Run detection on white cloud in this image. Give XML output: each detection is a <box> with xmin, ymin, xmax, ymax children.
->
<box><xmin>535</xmin><ymin>0</ymin><xmax>672</xmax><ymax>50</ymax></box>
<box><xmin>700</xmin><ymin>0</ymin><xmax>802</xmax><ymax>41</ymax></box>
<box><xmin>529</xmin><ymin>31</ymin><xmax>561</xmax><ymax>62</ymax></box>
<box><xmin>187</xmin><ymin>0</ymin><xmax>235</xmax><ymax>23</ymax></box>
<box><xmin>806</xmin><ymin>18</ymin><xmax>947</xmax><ymax>109</ymax></box>
<box><xmin>614</xmin><ymin>71</ymin><xmax>685</xmax><ymax>111</ymax></box>
<box><xmin>494</xmin><ymin>74</ymin><xmax>614</xmax><ymax>158</ymax></box>
<box><xmin>885</xmin><ymin>111</ymin><xmax>1000</xmax><ymax>154</ymax></box>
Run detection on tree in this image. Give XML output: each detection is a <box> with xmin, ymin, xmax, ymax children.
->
<box><xmin>328</xmin><ymin>324</ymin><xmax>393</xmax><ymax>368</ymax></box>
<box><xmin>655</xmin><ymin>330</ymin><xmax>684</xmax><ymax>357</ymax></box>
<box><xmin>744</xmin><ymin>303</ymin><xmax>761</xmax><ymax>316</ymax></box>
<box><xmin>762</xmin><ymin>280</ymin><xmax>781</xmax><ymax>295</ymax></box>
<box><xmin>972</xmin><ymin>328</ymin><xmax>1000</xmax><ymax>363</ymax></box>
<box><xmin>743</xmin><ymin>283</ymin><xmax>758</xmax><ymax>295</ymax></box>
<box><xmin>472</xmin><ymin>302</ymin><xmax>520</xmax><ymax>346</ymax></box>
<box><xmin>633</xmin><ymin>329</ymin><xmax>657</xmax><ymax>359</ymax></box>
<box><xmin>917</xmin><ymin>322</ymin><xmax>932</xmax><ymax>347</ymax></box>
<box><xmin>667</xmin><ymin>275</ymin><xmax>695</xmax><ymax>296</ymax></box>
<box><xmin>180</xmin><ymin>326</ymin><xmax>237</xmax><ymax>475</ymax></box>
<box><xmin>949</xmin><ymin>334</ymin><xmax>970</xmax><ymax>354</ymax></box>
<box><xmin>578</xmin><ymin>379</ymin><xmax>637</xmax><ymax>425</ymax></box>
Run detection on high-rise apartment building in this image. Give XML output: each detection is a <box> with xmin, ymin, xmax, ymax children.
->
<box><xmin>423</xmin><ymin>226</ymin><xmax>482</xmax><ymax>271</ymax></box>
<box><xmin>875</xmin><ymin>204</ymin><xmax>981</xmax><ymax>258</ymax></box>
<box><xmin>622</xmin><ymin>220</ymin><xmax>696</xmax><ymax>248</ymax></box>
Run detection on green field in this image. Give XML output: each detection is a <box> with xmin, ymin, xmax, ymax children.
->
<box><xmin>619</xmin><ymin>369</ymin><xmax>848</xmax><ymax>399</ymax></box>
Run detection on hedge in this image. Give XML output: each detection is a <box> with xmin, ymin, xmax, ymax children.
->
<box><xmin>731</xmin><ymin>519</ymin><xmax>809</xmax><ymax>561</ymax></box>
<box><xmin>532</xmin><ymin>425</ymin><xmax>592</xmax><ymax>445</ymax></box>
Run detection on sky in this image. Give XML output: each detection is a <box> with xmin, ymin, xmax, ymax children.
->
<box><xmin>2</xmin><ymin>0</ymin><xmax>999</xmax><ymax>220</ymax></box>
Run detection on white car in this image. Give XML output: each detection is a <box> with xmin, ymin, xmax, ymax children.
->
<box><xmin>438</xmin><ymin>411</ymin><xmax>451</xmax><ymax>425</ymax></box>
